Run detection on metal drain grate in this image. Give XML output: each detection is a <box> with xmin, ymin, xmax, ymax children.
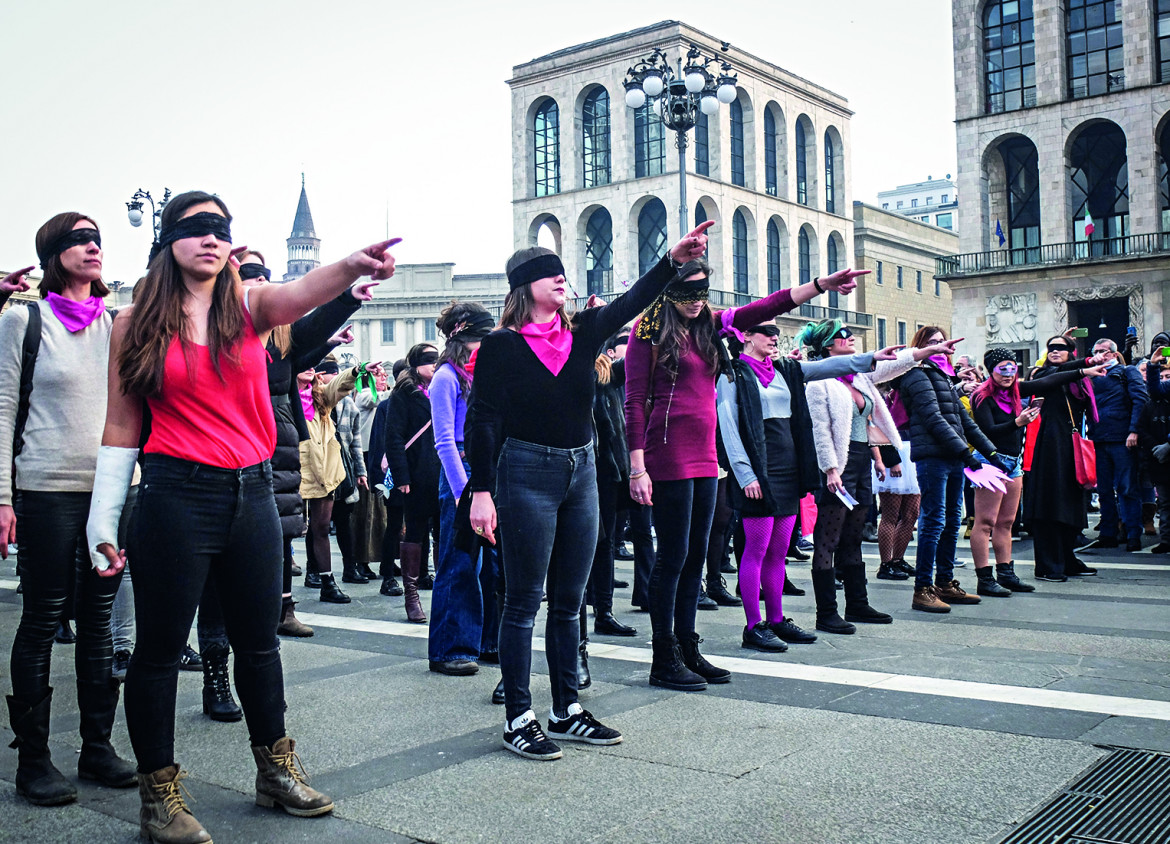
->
<box><xmin>999</xmin><ymin>748</ymin><xmax>1170</xmax><ymax>844</ymax></box>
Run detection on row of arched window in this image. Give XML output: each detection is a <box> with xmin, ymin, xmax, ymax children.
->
<box><xmin>531</xmin><ymin>87</ymin><xmax>845</xmax><ymax>212</ymax></box>
<box><xmin>983</xmin><ymin>0</ymin><xmax>1168</xmax><ymax>114</ymax></box>
<box><xmin>573</xmin><ymin>199</ymin><xmax>845</xmax><ymax>299</ymax></box>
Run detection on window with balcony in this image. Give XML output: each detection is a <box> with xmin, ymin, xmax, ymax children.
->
<box><xmin>984</xmin><ymin>0</ymin><xmax>1036</xmax><ymax>113</ymax></box>
<box><xmin>582</xmin><ymin>88</ymin><xmax>611</xmax><ymax>189</ymax></box>
<box><xmin>796</xmin><ymin>120</ymin><xmax>808</xmax><ymax>205</ymax></box>
<box><xmin>731</xmin><ymin>99</ymin><xmax>746</xmax><ymax>187</ymax></box>
<box><xmin>1000</xmin><ymin>136</ymin><xmax>1040</xmax><ymax>261</ymax></box>
<box><xmin>824</xmin><ymin>132</ymin><xmax>836</xmax><ymax>213</ymax></box>
<box><xmin>733</xmin><ymin>210</ymin><xmax>749</xmax><ymax>294</ymax></box>
<box><xmin>798</xmin><ymin>228</ymin><xmax>811</xmax><ymax>285</ymax></box>
<box><xmin>1069</xmin><ymin>121</ymin><xmax>1129</xmax><ymax>253</ymax></box>
<box><xmin>826</xmin><ymin>234</ymin><xmax>840</xmax><ymax>308</ymax></box>
<box><xmin>634</xmin><ymin>103</ymin><xmax>665</xmax><ymax>177</ymax></box>
<box><xmin>637</xmin><ymin>199</ymin><xmax>668</xmax><ymax>275</ymax></box>
<box><xmin>533</xmin><ymin>99</ymin><xmax>560</xmax><ymax>197</ymax></box>
<box><xmin>585</xmin><ymin>207</ymin><xmax>613</xmax><ymax>296</ymax></box>
<box><xmin>1067</xmin><ymin>0</ymin><xmax>1124</xmax><ymax>99</ymax></box>
<box><xmin>766</xmin><ymin>219</ymin><xmax>783</xmax><ymax>293</ymax></box>
<box><xmin>764</xmin><ymin>108</ymin><xmax>778</xmax><ymax>196</ymax></box>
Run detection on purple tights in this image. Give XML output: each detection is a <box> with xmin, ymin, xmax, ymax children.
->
<box><xmin>739</xmin><ymin>514</ymin><xmax>797</xmax><ymax>628</ymax></box>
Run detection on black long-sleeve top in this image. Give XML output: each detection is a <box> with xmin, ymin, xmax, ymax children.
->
<box><xmin>467</xmin><ymin>255</ymin><xmax>675</xmax><ymax>492</ymax></box>
<box><xmin>970</xmin><ymin>362</ymin><xmax>1086</xmax><ymax>457</ymax></box>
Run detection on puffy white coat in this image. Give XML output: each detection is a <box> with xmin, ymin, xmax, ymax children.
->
<box><xmin>805</xmin><ymin>349</ymin><xmax>918</xmax><ymax>473</ymax></box>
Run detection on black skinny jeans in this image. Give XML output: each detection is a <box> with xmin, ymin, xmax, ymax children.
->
<box><xmin>125</xmin><ymin>455</ymin><xmax>285</xmax><ymax>773</ymax></box>
<box><xmin>649</xmin><ymin>477</ymin><xmax>718</xmax><ymax>638</ymax></box>
<box><xmin>588</xmin><ymin>479</ymin><xmax>621</xmax><ymax>615</ymax></box>
<box><xmin>10</xmin><ymin>490</ymin><xmax>123</xmax><ymax>701</ymax></box>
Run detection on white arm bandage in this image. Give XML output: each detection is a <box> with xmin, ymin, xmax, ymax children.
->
<box><xmin>85</xmin><ymin>446</ymin><xmax>138</xmax><ymax>571</ymax></box>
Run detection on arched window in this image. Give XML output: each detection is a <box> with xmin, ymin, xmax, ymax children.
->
<box><xmin>1069</xmin><ymin>122</ymin><xmax>1128</xmax><ymax>254</ymax></box>
<box><xmin>826</xmin><ymin>235</ymin><xmax>839</xmax><ymax>308</ymax></box>
<box><xmin>637</xmin><ymin>199</ymin><xmax>668</xmax><ymax>275</ymax></box>
<box><xmin>764</xmin><ymin>108</ymin><xmax>778</xmax><ymax>196</ymax></box>
<box><xmin>1067</xmin><ymin>0</ymin><xmax>1123</xmax><ymax>99</ymax></box>
<box><xmin>795</xmin><ymin>120</ymin><xmax>808</xmax><ymax>205</ymax></box>
<box><xmin>984</xmin><ymin>0</ymin><xmax>1035</xmax><ymax>113</ymax></box>
<box><xmin>824</xmin><ymin>132</ymin><xmax>836</xmax><ymax>214</ymax></box>
<box><xmin>582</xmin><ymin>88</ymin><xmax>610</xmax><ymax>189</ymax></box>
<box><xmin>730</xmin><ymin>99</ymin><xmax>745</xmax><ymax>187</ymax></box>
<box><xmin>766</xmin><ymin>220</ymin><xmax>782</xmax><ymax>293</ymax></box>
<box><xmin>1160</xmin><ymin>121</ymin><xmax>1170</xmax><ymax>234</ymax></box>
<box><xmin>1159</xmin><ymin>0</ymin><xmax>1170</xmax><ymax>82</ymax></box>
<box><xmin>533</xmin><ymin>100</ymin><xmax>559</xmax><ymax>197</ymax></box>
<box><xmin>732</xmin><ymin>210</ymin><xmax>748</xmax><ymax>294</ymax></box>
<box><xmin>1000</xmin><ymin>136</ymin><xmax>1041</xmax><ymax>262</ymax></box>
<box><xmin>635</xmin><ymin>104</ymin><xmax>665</xmax><ymax>177</ymax></box>
<box><xmin>798</xmin><ymin>228</ymin><xmax>811</xmax><ymax>285</ymax></box>
<box><xmin>585</xmin><ymin>208</ymin><xmax>613</xmax><ymax>297</ymax></box>
<box><xmin>694</xmin><ymin>202</ymin><xmax>710</xmax><ymax>256</ymax></box>
<box><xmin>695</xmin><ymin>111</ymin><xmax>710</xmax><ymax>176</ymax></box>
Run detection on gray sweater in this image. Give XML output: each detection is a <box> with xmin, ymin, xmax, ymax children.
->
<box><xmin>0</xmin><ymin>300</ymin><xmax>112</xmax><ymax>505</ymax></box>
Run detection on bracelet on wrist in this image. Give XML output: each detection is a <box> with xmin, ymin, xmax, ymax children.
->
<box><xmin>630</xmin><ymin>469</ymin><xmax>647</xmax><ymax>479</ymax></box>
<box><xmin>813</xmin><ymin>277</ymin><xmax>825</xmax><ymax>295</ymax></box>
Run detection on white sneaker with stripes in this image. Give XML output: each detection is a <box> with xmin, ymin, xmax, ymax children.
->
<box><xmin>503</xmin><ymin>710</ymin><xmax>562</xmax><ymax>760</ymax></box>
<box><xmin>546</xmin><ymin>703</ymin><xmax>623</xmax><ymax>745</ymax></box>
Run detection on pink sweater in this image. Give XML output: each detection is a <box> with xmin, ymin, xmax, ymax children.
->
<box><xmin>624</xmin><ymin>289</ymin><xmax>796</xmax><ymax>482</ymax></box>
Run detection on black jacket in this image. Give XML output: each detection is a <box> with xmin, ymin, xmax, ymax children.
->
<box><xmin>267</xmin><ymin>290</ymin><xmax>361</xmax><ymax>538</ymax></box>
<box><xmin>594</xmin><ymin>359</ymin><xmax>630</xmax><ymax>485</ymax></box>
<box><xmin>384</xmin><ymin>380</ymin><xmax>439</xmax><ymax>502</ymax></box>
<box><xmin>721</xmin><ymin>358</ymin><xmax>820</xmax><ymax>518</ymax></box>
<box><xmin>900</xmin><ymin>361</ymin><xmax>997</xmax><ymax>464</ymax></box>
<box><xmin>1022</xmin><ymin>362</ymin><xmax>1092</xmax><ymax>528</ymax></box>
<box><xmin>1139</xmin><ymin>359</ymin><xmax>1170</xmax><ymax>483</ymax></box>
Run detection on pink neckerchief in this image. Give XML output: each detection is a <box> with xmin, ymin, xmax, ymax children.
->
<box><xmin>992</xmin><ymin>388</ymin><xmax>1014</xmax><ymax>416</ymax></box>
<box><xmin>299</xmin><ymin>384</ymin><xmax>315</xmax><ymax>422</ymax></box>
<box><xmin>519</xmin><ymin>316</ymin><xmax>573</xmax><ymax>376</ymax></box>
<box><xmin>739</xmin><ymin>352</ymin><xmax>774</xmax><ymax>387</ymax></box>
<box><xmin>45</xmin><ymin>292</ymin><xmax>105</xmax><ymax>333</ymax></box>
<box><xmin>929</xmin><ymin>354</ymin><xmax>956</xmax><ymax>376</ymax></box>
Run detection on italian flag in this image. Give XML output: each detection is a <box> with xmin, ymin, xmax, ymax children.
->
<box><xmin>1084</xmin><ymin>210</ymin><xmax>1095</xmax><ymax>237</ymax></box>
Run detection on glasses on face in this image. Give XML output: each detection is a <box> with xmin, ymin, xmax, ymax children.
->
<box><xmin>835</xmin><ymin>328</ymin><xmax>853</xmax><ymax>341</ymax></box>
<box><xmin>1093</xmin><ymin>348</ymin><xmax>1112</xmax><ymax>356</ymax></box>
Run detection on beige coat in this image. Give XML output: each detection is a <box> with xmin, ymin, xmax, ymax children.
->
<box><xmin>298</xmin><ymin>368</ymin><xmax>357</xmax><ymax>499</ymax></box>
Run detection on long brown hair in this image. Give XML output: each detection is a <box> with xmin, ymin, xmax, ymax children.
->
<box><xmin>657</xmin><ymin>300</ymin><xmax>719</xmax><ymax>378</ymax></box>
<box><xmin>435</xmin><ymin>301</ymin><xmax>492</xmax><ymax>396</ymax></box>
<box><xmin>34</xmin><ymin>212</ymin><xmax>110</xmax><ymax>299</ymax></box>
<box><xmin>240</xmin><ymin>250</ymin><xmax>290</xmax><ymax>357</ymax></box>
<box><xmin>118</xmin><ymin>191</ymin><xmax>245</xmax><ymax>398</ymax></box>
<box><xmin>500</xmin><ymin>246</ymin><xmax>572</xmax><ymax>331</ymax></box>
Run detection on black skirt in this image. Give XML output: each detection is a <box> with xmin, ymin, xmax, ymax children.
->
<box><xmin>762</xmin><ymin>417</ymin><xmax>799</xmax><ymax>517</ymax></box>
<box><xmin>816</xmin><ymin>441</ymin><xmax>873</xmax><ymax>506</ymax></box>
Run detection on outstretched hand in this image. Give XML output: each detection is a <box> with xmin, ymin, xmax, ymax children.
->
<box><xmin>922</xmin><ymin>337</ymin><xmax>963</xmax><ymax>358</ymax></box>
<box><xmin>1</xmin><ymin>266</ymin><xmax>34</xmax><ymax>294</ymax></box>
<box><xmin>351</xmin><ymin>280</ymin><xmax>379</xmax><ymax>301</ymax></box>
<box><xmin>874</xmin><ymin>344</ymin><xmax>906</xmax><ymax>361</ymax></box>
<box><xmin>330</xmin><ymin>324</ymin><xmax>354</xmax><ymax>346</ymax></box>
<box><xmin>228</xmin><ymin>245</ymin><xmax>250</xmax><ymax>271</ymax></box>
<box><xmin>94</xmin><ymin>543</ymin><xmax>127</xmax><ymax>577</ymax></box>
<box><xmin>668</xmin><ymin>220</ymin><xmax>714</xmax><ymax>265</ymax></box>
<box><xmin>817</xmin><ymin>267</ymin><xmax>869</xmax><ymax>295</ymax></box>
<box><xmin>1081</xmin><ymin>364</ymin><xmax>1108</xmax><ymax>378</ymax></box>
<box><xmin>345</xmin><ymin>238</ymin><xmax>401</xmax><ymax>282</ymax></box>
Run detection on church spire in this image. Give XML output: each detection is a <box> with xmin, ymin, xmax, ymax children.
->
<box><xmin>284</xmin><ymin>175</ymin><xmax>321</xmax><ymax>282</ymax></box>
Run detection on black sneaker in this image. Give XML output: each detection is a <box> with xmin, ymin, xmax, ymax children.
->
<box><xmin>179</xmin><ymin>644</ymin><xmax>202</xmax><ymax>671</ymax></box>
<box><xmin>876</xmin><ymin>562</ymin><xmax>909</xmax><ymax>581</ymax></box>
<box><xmin>503</xmin><ymin>710</ymin><xmax>563</xmax><ymax>760</ymax></box>
<box><xmin>546</xmin><ymin>703</ymin><xmax>622</xmax><ymax>745</ymax></box>
<box><xmin>697</xmin><ymin>587</ymin><xmax>718</xmax><ymax>611</ymax></box>
<box><xmin>112</xmin><ymin>649</ymin><xmax>131</xmax><ymax>683</ymax></box>
<box><xmin>768</xmin><ymin>617</ymin><xmax>818</xmax><ymax>644</ymax></box>
<box><xmin>891</xmin><ymin>558</ymin><xmax>915</xmax><ymax>576</ymax></box>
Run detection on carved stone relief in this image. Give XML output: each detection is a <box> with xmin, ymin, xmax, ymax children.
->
<box><xmin>985</xmin><ymin>292</ymin><xmax>1038</xmax><ymax>345</ymax></box>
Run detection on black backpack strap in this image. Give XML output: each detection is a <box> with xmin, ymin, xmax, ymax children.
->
<box><xmin>13</xmin><ymin>301</ymin><xmax>43</xmax><ymax>458</ymax></box>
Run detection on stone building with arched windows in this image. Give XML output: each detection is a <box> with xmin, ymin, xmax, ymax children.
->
<box><xmin>942</xmin><ymin>0</ymin><xmax>1170</xmax><ymax>366</ymax></box>
<box><xmin>507</xmin><ymin>20</ymin><xmax>873</xmax><ymax>348</ymax></box>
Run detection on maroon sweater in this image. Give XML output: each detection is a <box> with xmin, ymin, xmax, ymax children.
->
<box><xmin>624</xmin><ymin>289</ymin><xmax>797</xmax><ymax>482</ymax></box>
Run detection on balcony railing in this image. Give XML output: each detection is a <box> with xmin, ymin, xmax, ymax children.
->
<box><xmin>797</xmin><ymin>303</ymin><xmax>874</xmax><ymax>328</ymax></box>
<box><xmin>935</xmin><ymin>232</ymin><xmax>1170</xmax><ymax>278</ymax></box>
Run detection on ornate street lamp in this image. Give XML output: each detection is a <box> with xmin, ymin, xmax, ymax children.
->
<box><xmin>624</xmin><ymin>44</ymin><xmax>737</xmax><ymax>236</ymax></box>
<box><xmin>125</xmin><ymin>188</ymin><xmax>172</xmax><ymax>240</ymax></box>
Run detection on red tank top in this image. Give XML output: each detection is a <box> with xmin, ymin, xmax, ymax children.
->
<box><xmin>145</xmin><ymin>308</ymin><xmax>276</xmax><ymax>468</ymax></box>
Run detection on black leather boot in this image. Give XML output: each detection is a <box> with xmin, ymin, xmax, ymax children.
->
<box><xmin>649</xmin><ymin>634</ymin><xmax>707</xmax><ymax>691</ymax></box>
<box><xmin>811</xmin><ymin>569</ymin><xmax>855</xmax><ymax>634</ymax></box>
<box><xmin>976</xmin><ymin>565</ymin><xmax>1012</xmax><ymax>597</ymax></box>
<box><xmin>677</xmin><ymin>632</ymin><xmax>731</xmax><ymax>684</ymax></box>
<box><xmin>782</xmin><ymin>576</ymin><xmax>806</xmax><ymax>596</ymax></box>
<box><xmin>577</xmin><ymin>640</ymin><xmax>591</xmax><ymax>690</ymax></box>
<box><xmin>380</xmin><ymin>576</ymin><xmax>404</xmax><ymax>597</ymax></box>
<box><xmin>75</xmin><ymin>678</ymin><xmax>137</xmax><ymax>787</ymax></box>
<box><xmin>201</xmin><ymin>644</ymin><xmax>242</xmax><ymax>723</ymax></box>
<box><xmin>341</xmin><ymin>560</ymin><xmax>369</xmax><ymax>584</ymax></box>
<box><xmin>319</xmin><ymin>573</ymin><xmax>351</xmax><ymax>603</ymax></box>
<box><xmin>6</xmin><ymin>689</ymin><xmax>77</xmax><ymax>805</ymax></box>
<box><xmin>841</xmin><ymin>565</ymin><xmax>893</xmax><ymax>623</ymax></box>
<box><xmin>706</xmin><ymin>576</ymin><xmax>742</xmax><ymax>607</ymax></box>
<box><xmin>995</xmin><ymin>561</ymin><xmax>1035</xmax><ymax>592</ymax></box>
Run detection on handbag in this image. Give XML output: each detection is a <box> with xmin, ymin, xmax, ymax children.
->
<box><xmin>1065</xmin><ymin>396</ymin><xmax>1097</xmax><ymax>488</ymax></box>
<box><xmin>1021</xmin><ymin>416</ymin><xmax>1040</xmax><ymax>472</ymax></box>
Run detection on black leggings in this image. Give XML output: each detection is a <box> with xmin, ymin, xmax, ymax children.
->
<box><xmin>333</xmin><ymin>494</ymin><xmax>356</xmax><ymax>567</ymax></box>
<box><xmin>125</xmin><ymin>455</ymin><xmax>285</xmax><ymax>773</ymax></box>
<box><xmin>705</xmin><ymin>476</ymin><xmax>735</xmax><ymax>582</ymax></box>
<box><xmin>812</xmin><ymin>444</ymin><xmax>873</xmax><ymax>572</ymax></box>
<box><xmin>10</xmin><ymin>490</ymin><xmax>122</xmax><ymax>701</ymax></box>
<box><xmin>305</xmin><ymin>497</ymin><xmax>335</xmax><ymax>574</ymax></box>
<box><xmin>649</xmin><ymin>477</ymin><xmax>718</xmax><ymax>638</ymax></box>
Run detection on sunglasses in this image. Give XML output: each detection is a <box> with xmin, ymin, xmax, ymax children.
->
<box><xmin>1047</xmin><ymin>344</ymin><xmax>1073</xmax><ymax>353</ymax></box>
<box><xmin>835</xmin><ymin>327</ymin><xmax>853</xmax><ymax>340</ymax></box>
<box><xmin>748</xmin><ymin>326</ymin><xmax>781</xmax><ymax>338</ymax></box>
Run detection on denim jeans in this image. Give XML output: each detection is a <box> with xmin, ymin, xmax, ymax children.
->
<box><xmin>1094</xmin><ymin>440</ymin><xmax>1141</xmax><ymax>542</ymax></box>
<box><xmin>429</xmin><ymin>452</ymin><xmax>499</xmax><ymax>664</ymax></box>
<box><xmin>649</xmin><ymin>477</ymin><xmax>718</xmax><ymax>638</ymax></box>
<box><xmin>126</xmin><ymin>455</ymin><xmax>285</xmax><ymax>773</ymax></box>
<box><xmin>496</xmin><ymin>439</ymin><xmax>598</xmax><ymax>721</ymax></box>
<box><xmin>10</xmin><ymin>490</ymin><xmax>123</xmax><ymax>701</ymax></box>
<box><xmin>914</xmin><ymin>457</ymin><xmax>966</xmax><ymax>589</ymax></box>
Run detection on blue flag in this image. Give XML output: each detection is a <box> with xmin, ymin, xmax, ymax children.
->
<box><xmin>995</xmin><ymin>219</ymin><xmax>1005</xmax><ymax>247</ymax></box>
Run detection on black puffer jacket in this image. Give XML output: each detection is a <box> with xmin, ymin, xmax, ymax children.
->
<box><xmin>594</xmin><ymin>359</ymin><xmax>630</xmax><ymax>485</ymax></box>
<box><xmin>384</xmin><ymin>380</ymin><xmax>439</xmax><ymax>503</ymax></box>
<box><xmin>267</xmin><ymin>290</ymin><xmax>361</xmax><ymax>538</ymax></box>
<box><xmin>900</xmin><ymin>360</ymin><xmax>997</xmax><ymax>464</ymax></box>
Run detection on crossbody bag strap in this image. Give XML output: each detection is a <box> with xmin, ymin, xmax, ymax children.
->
<box><xmin>404</xmin><ymin>420</ymin><xmax>432</xmax><ymax>450</ymax></box>
<box><xmin>13</xmin><ymin>301</ymin><xmax>43</xmax><ymax>458</ymax></box>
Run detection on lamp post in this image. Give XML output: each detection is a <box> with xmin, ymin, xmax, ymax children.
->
<box><xmin>624</xmin><ymin>44</ymin><xmax>737</xmax><ymax>237</ymax></box>
<box><xmin>125</xmin><ymin>188</ymin><xmax>172</xmax><ymax>240</ymax></box>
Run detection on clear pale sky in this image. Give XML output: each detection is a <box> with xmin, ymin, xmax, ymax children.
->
<box><xmin>2</xmin><ymin>0</ymin><xmax>955</xmax><ymax>283</ymax></box>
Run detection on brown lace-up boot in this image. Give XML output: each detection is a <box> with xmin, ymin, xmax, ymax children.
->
<box><xmin>138</xmin><ymin>765</ymin><xmax>212</xmax><ymax>844</ymax></box>
<box><xmin>252</xmin><ymin>737</ymin><xmax>334</xmax><ymax>817</ymax></box>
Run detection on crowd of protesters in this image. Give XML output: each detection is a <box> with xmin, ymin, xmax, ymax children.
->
<box><xmin>1</xmin><ymin>200</ymin><xmax>1167</xmax><ymax>840</ymax></box>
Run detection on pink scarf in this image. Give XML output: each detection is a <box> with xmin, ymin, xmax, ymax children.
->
<box><xmin>519</xmin><ymin>316</ymin><xmax>573</xmax><ymax>376</ymax></box>
<box><xmin>929</xmin><ymin>354</ymin><xmax>956</xmax><ymax>376</ymax></box>
<box><xmin>45</xmin><ymin>292</ymin><xmax>105</xmax><ymax>333</ymax></box>
<box><xmin>299</xmin><ymin>385</ymin><xmax>315</xmax><ymax>422</ymax></box>
<box><xmin>992</xmin><ymin>388</ymin><xmax>1014</xmax><ymax>416</ymax></box>
<box><xmin>739</xmin><ymin>353</ymin><xmax>774</xmax><ymax>387</ymax></box>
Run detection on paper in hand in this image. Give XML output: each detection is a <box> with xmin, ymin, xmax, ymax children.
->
<box><xmin>834</xmin><ymin>487</ymin><xmax>859</xmax><ymax>510</ymax></box>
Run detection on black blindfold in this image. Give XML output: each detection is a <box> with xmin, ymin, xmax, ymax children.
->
<box><xmin>507</xmin><ymin>253</ymin><xmax>565</xmax><ymax>290</ymax></box>
<box><xmin>238</xmin><ymin>263</ymin><xmax>271</xmax><ymax>281</ymax></box>
<box><xmin>39</xmin><ymin>228</ymin><xmax>101</xmax><ymax>268</ymax></box>
<box><xmin>150</xmin><ymin>212</ymin><xmax>232</xmax><ymax>263</ymax></box>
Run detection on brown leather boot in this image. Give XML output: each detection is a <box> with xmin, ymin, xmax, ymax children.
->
<box><xmin>912</xmin><ymin>585</ymin><xmax>951</xmax><ymax>614</ymax></box>
<box><xmin>138</xmin><ymin>765</ymin><xmax>212</xmax><ymax>844</ymax></box>
<box><xmin>252</xmin><ymin>737</ymin><xmax>334</xmax><ymax>817</ymax></box>
<box><xmin>276</xmin><ymin>601</ymin><xmax>314</xmax><ymax>638</ymax></box>
<box><xmin>935</xmin><ymin>579</ymin><xmax>981</xmax><ymax>605</ymax></box>
<box><xmin>399</xmin><ymin>542</ymin><xmax>427</xmax><ymax>624</ymax></box>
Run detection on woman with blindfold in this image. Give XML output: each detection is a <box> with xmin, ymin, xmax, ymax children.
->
<box><xmin>800</xmin><ymin>319</ymin><xmax>943</xmax><ymax>633</ymax></box>
<box><xmin>1022</xmin><ymin>336</ymin><xmax>1108</xmax><ymax>581</ymax></box>
<box><xmin>0</xmin><ymin>213</ymin><xmax>136</xmax><ymax>807</ymax></box>
<box><xmin>970</xmin><ymin>347</ymin><xmax>1107</xmax><ymax>592</ymax></box>
<box><xmin>384</xmin><ymin>343</ymin><xmax>440</xmax><ymax>624</ymax></box>
<box><xmin>85</xmin><ymin>190</ymin><xmax>398</xmax><ymax>842</ymax></box>
<box><xmin>624</xmin><ymin>256</ymin><xmax>866</xmax><ymax>692</ymax></box>
<box><xmin>718</xmin><ymin>321</ymin><xmax>901</xmax><ymax>651</ymax></box>
<box><xmin>467</xmin><ymin>223</ymin><xmax>714</xmax><ymax>761</ymax></box>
